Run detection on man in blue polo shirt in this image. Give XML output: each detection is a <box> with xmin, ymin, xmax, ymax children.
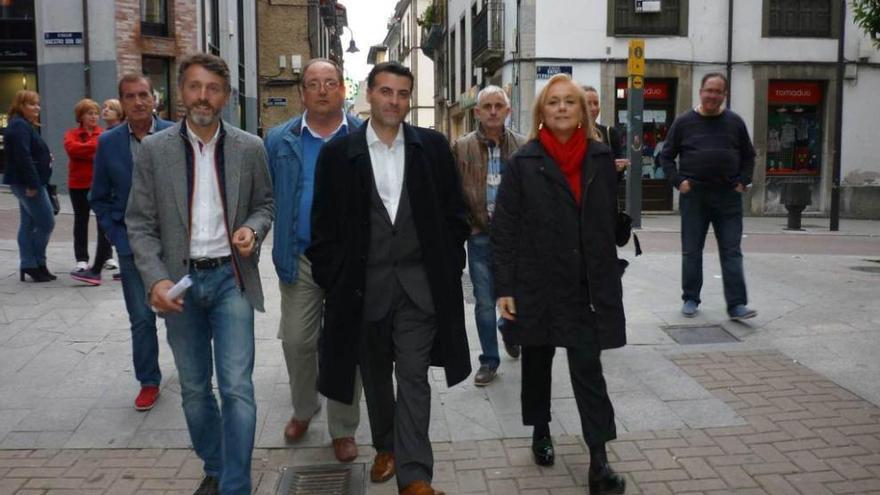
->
<box><xmin>264</xmin><ymin>58</ymin><xmax>363</xmax><ymax>463</ymax></box>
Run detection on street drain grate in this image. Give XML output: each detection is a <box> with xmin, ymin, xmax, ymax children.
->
<box><xmin>276</xmin><ymin>464</ymin><xmax>364</xmax><ymax>495</ymax></box>
<box><xmin>662</xmin><ymin>324</ymin><xmax>740</xmax><ymax>345</ymax></box>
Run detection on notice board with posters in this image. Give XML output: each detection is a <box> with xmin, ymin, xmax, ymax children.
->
<box><xmin>766</xmin><ymin>81</ymin><xmax>823</xmax><ymax>177</ymax></box>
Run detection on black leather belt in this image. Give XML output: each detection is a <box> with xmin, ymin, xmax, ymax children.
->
<box><xmin>189</xmin><ymin>255</ymin><xmax>232</xmax><ymax>270</ymax></box>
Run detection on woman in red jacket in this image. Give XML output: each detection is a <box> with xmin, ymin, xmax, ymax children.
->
<box><xmin>64</xmin><ymin>98</ymin><xmax>110</xmax><ymax>285</ymax></box>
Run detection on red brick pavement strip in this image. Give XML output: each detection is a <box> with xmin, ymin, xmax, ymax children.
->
<box><xmin>1</xmin><ymin>351</ymin><xmax>879</xmax><ymax>494</ymax></box>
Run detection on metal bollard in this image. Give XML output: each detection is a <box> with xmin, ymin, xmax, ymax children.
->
<box><xmin>780</xmin><ymin>182</ymin><xmax>812</xmax><ymax>231</ymax></box>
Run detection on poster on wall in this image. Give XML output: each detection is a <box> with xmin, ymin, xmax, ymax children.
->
<box><xmin>766</xmin><ymin>81</ymin><xmax>823</xmax><ymax>177</ymax></box>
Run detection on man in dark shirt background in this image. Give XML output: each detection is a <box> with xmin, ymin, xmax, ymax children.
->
<box><xmin>659</xmin><ymin>72</ymin><xmax>757</xmax><ymax>321</ymax></box>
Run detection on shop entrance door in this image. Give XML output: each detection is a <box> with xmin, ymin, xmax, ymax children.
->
<box><xmin>614</xmin><ymin>77</ymin><xmax>676</xmax><ymax>211</ymax></box>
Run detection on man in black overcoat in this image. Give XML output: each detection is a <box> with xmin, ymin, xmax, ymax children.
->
<box><xmin>307</xmin><ymin>61</ymin><xmax>470</xmax><ymax>495</ymax></box>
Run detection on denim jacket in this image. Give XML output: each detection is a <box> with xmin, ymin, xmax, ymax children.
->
<box><xmin>264</xmin><ymin>114</ymin><xmax>362</xmax><ymax>283</ymax></box>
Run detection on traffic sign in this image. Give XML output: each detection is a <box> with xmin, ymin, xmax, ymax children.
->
<box><xmin>628</xmin><ymin>39</ymin><xmax>645</xmax><ymax>76</ymax></box>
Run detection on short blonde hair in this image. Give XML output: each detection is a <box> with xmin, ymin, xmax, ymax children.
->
<box><xmin>8</xmin><ymin>90</ymin><xmax>39</xmax><ymax>120</ymax></box>
<box><xmin>529</xmin><ymin>74</ymin><xmax>599</xmax><ymax>142</ymax></box>
<box><xmin>74</xmin><ymin>98</ymin><xmax>101</xmax><ymax>124</ymax></box>
<box><xmin>102</xmin><ymin>98</ymin><xmax>123</xmax><ymax>121</ymax></box>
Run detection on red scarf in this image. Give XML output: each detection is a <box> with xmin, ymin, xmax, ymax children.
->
<box><xmin>539</xmin><ymin>126</ymin><xmax>588</xmax><ymax>203</ymax></box>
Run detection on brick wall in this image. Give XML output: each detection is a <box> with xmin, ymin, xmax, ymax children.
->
<box><xmin>257</xmin><ymin>0</ymin><xmax>312</xmax><ymax>130</ymax></box>
<box><xmin>115</xmin><ymin>0</ymin><xmax>199</xmax><ymax>115</ymax></box>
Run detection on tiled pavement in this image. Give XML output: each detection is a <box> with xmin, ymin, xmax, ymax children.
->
<box><xmin>2</xmin><ymin>350</ymin><xmax>879</xmax><ymax>494</ymax></box>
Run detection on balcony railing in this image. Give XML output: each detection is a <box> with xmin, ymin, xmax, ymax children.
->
<box><xmin>472</xmin><ymin>0</ymin><xmax>504</xmax><ymax>70</ymax></box>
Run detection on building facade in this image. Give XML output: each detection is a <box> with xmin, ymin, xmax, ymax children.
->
<box><xmin>436</xmin><ymin>0</ymin><xmax>880</xmax><ymax>218</ymax></box>
<box><xmin>257</xmin><ymin>0</ymin><xmax>351</xmax><ymax>133</ymax></box>
<box><xmin>0</xmin><ymin>0</ymin><xmax>258</xmax><ymax>189</ymax></box>
<box><xmin>373</xmin><ymin>0</ymin><xmax>436</xmax><ymax>129</ymax></box>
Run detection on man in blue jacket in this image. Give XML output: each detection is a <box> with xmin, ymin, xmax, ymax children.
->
<box><xmin>89</xmin><ymin>74</ymin><xmax>173</xmax><ymax>411</ymax></box>
<box><xmin>264</xmin><ymin>58</ymin><xmax>363</xmax><ymax>463</ymax></box>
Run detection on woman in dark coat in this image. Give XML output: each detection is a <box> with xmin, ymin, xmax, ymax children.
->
<box><xmin>491</xmin><ymin>73</ymin><xmax>626</xmax><ymax>495</ymax></box>
<box><xmin>3</xmin><ymin>90</ymin><xmax>55</xmax><ymax>282</ymax></box>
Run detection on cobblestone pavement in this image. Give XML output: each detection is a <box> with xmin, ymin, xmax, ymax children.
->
<box><xmin>2</xmin><ymin>350</ymin><xmax>878</xmax><ymax>494</ymax></box>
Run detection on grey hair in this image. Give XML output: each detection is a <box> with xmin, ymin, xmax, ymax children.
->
<box><xmin>477</xmin><ymin>85</ymin><xmax>510</xmax><ymax>107</ymax></box>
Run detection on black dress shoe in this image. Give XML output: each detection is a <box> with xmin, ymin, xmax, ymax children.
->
<box><xmin>504</xmin><ymin>342</ymin><xmax>521</xmax><ymax>359</ymax></box>
<box><xmin>589</xmin><ymin>463</ymin><xmax>626</xmax><ymax>494</ymax></box>
<box><xmin>194</xmin><ymin>475</ymin><xmax>219</xmax><ymax>495</ymax></box>
<box><xmin>531</xmin><ymin>436</ymin><xmax>555</xmax><ymax>466</ymax></box>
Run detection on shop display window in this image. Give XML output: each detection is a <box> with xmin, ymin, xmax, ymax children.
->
<box><xmin>767</xmin><ymin>80</ymin><xmax>823</xmax><ymax>176</ymax></box>
<box><xmin>615</xmin><ymin>78</ymin><xmax>676</xmax><ymax>179</ymax></box>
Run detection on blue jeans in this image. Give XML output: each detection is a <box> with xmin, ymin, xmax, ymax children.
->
<box><xmin>118</xmin><ymin>254</ymin><xmax>160</xmax><ymax>386</ymax></box>
<box><xmin>163</xmin><ymin>262</ymin><xmax>256</xmax><ymax>495</ymax></box>
<box><xmin>10</xmin><ymin>184</ymin><xmax>55</xmax><ymax>269</ymax></box>
<box><xmin>467</xmin><ymin>233</ymin><xmax>499</xmax><ymax>368</ymax></box>
<box><xmin>680</xmin><ymin>184</ymin><xmax>748</xmax><ymax>311</ymax></box>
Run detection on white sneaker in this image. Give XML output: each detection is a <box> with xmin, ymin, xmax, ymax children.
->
<box><xmin>74</xmin><ymin>261</ymin><xmax>89</xmax><ymax>272</ymax></box>
<box><xmin>103</xmin><ymin>258</ymin><xmax>119</xmax><ymax>270</ymax></box>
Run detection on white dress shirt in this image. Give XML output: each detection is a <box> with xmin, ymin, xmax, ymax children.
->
<box><xmin>366</xmin><ymin>122</ymin><xmax>406</xmax><ymax>223</ymax></box>
<box><xmin>187</xmin><ymin>123</ymin><xmax>231</xmax><ymax>258</ymax></box>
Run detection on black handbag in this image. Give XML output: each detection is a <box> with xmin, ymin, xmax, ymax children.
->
<box><xmin>47</xmin><ymin>184</ymin><xmax>60</xmax><ymax>216</ymax></box>
<box><xmin>615</xmin><ymin>211</ymin><xmax>642</xmax><ymax>256</ymax></box>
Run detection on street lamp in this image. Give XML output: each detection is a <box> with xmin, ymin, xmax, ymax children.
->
<box><xmin>345</xmin><ymin>26</ymin><xmax>360</xmax><ymax>53</ymax></box>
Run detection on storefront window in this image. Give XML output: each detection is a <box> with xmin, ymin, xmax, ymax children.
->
<box><xmin>1</xmin><ymin>0</ymin><xmax>37</xmax><ymax>174</ymax></box>
<box><xmin>614</xmin><ymin>77</ymin><xmax>677</xmax><ymax>211</ymax></box>
<box><xmin>766</xmin><ymin>80</ymin><xmax>823</xmax><ymax>176</ymax></box>
<box><xmin>615</xmin><ymin>78</ymin><xmax>677</xmax><ymax>179</ymax></box>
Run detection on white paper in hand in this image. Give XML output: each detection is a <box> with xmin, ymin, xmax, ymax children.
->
<box><xmin>167</xmin><ymin>274</ymin><xmax>193</xmax><ymax>300</ymax></box>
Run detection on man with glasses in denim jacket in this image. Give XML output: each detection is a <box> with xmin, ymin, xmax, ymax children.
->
<box><xmin>264</xmin><ymin>58</ymin><xmax>363</xmax><ymax>463</ymax></box>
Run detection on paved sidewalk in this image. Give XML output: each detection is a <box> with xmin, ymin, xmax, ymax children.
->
<box><xmin>2</xmin><ymin>351</ymin><xmax>879</xmax><ymax>494</ymax></box>
<box><xmin>2</xmin><ymin>187</ymin><xmax>880</xmax><ymax>493</ymax></box>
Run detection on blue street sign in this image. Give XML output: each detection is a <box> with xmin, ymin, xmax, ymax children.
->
<box><xmin>44</xmin><ymin>32</ymin><xmax>83</xmax><ymax>46</ymax></box>
<box><xmin>536</xmin><ymin>65</ymin><xmax>572</xmax><ymax>80</ymax></box>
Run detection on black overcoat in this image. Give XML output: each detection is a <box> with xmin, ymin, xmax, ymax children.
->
<box><xmin>307</xmin><ymin>121</ymin><xmax>472</xmax><ymax>405</ymax></box>
<box><xmin>490</xmin><ymin>138</ymin><xmax>626</xmax><ymax>350</ymax></box>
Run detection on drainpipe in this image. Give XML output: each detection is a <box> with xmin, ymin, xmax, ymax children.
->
<box><xmin>82</xmin><ymin>0</ymin><xmax>91</xmax><ymax>97</ymax></box>
<box><xmin>725</xmin><ymin>0</ymin><xmax>732</xmax><ymax>108</ymax></box>
<box><xmin>830</xmin><ymin>0</ymin><xmax>845</xmax><ymax>231</ymax></box>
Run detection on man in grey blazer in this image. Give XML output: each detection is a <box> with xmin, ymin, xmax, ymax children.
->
<box><xmin>126</xmin><ymin>53</ymin><xmax>274</xmax><ymax>495</ymax></box>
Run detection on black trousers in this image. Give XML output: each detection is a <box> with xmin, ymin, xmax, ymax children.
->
<box><xmin>521</xmin><ymin>344</ymin><xmax>617</xmax><ymax>449</ymax></box>
<box><xmin>69</xmin><ymin>188</ymin><xmax>112</xmax><ymax>268</ymax></box>
<box><xmin>360</xmin><ymin>278</ymin><xmax>436</xmax><ymax>489</ymax></box>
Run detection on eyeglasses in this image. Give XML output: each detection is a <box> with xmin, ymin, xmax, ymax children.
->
<box><xmin>304</xmin><ymin>80</ymin><xmax>341</xmax><ymax>92</ymax></box>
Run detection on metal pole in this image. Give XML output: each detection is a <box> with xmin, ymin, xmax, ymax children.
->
<box><xmin>82</xmin><ymin>0</ymin><xmax>90</xmax><ymax>97</ymax></box>
<box><xmin>626</xmin><ymin>40</ymin><xmax>645</xmax><ymax>228</ymax></box>
<box><xmin>626</xmin><ymin>82</ymin><xmax>643</xmax><ymax>228</ymax></box>
<box><xmin>726</xmin><ymin>0</ymin><xmax>733</xmax><ymax>109</ymax></box>
<box><xmin>830</xmin><ymin>0</ymin><xmax>845</xmax><ymax>231</ymax></box>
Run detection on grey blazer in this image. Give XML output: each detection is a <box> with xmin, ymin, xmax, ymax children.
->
<box><xmin>126</xmin><ymin>121</ymin><xmax>274</xmax><ymax>312</ymax></box>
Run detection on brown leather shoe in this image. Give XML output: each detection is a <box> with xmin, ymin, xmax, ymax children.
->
<box><xmin>370</xmin><ymin>452</ymin><xmax>395</xmax><ymax>483</ymax></box>
<box><xmin>399</xmin><ymin>480</ymin><xmax>444</xmax><ymax>495</ymax></box>
<box><xmin>332</xmin><ymin>437</ymin><xmax>358</xmax><ymax>462</ymax></box>
<box><xmin>283</xmin><ymin>416</ymin><xmax>310</xmax><ymax>443</ymax></box>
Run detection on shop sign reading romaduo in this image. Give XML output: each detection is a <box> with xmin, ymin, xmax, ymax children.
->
<box><xmin>768</xmin><ymin>81</ymin><xmax>822</xmax><ymax>105</ymax></box>
<box><xmin>616</xmin><ymin>80</ymin><xmax>670</xmax><ymax>100</ymax></box>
